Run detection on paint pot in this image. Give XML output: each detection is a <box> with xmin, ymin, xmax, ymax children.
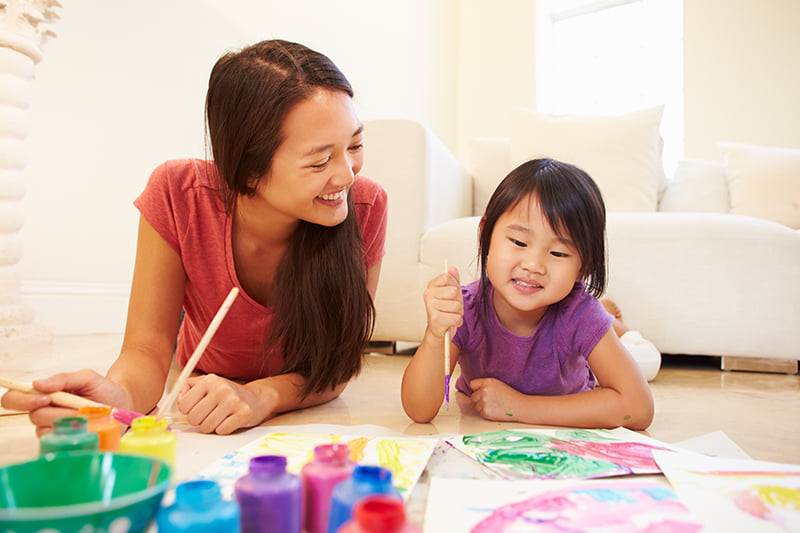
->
<box><xmin>78</xmin><ymin>405</ymin><xmax>121</xmax><ymax>451</ymax></box>
<box><xmin>336</xmin><ymin>496</ymin><xmax>420</xmax><ymax>533</ymax></box>
<box><xmin>326</xmin><ymin>465</ymin><xmax>402</xmax><ymax>533</ymax></box>
<box><xmin>234</xmin><ymin>454</ymin><xmax>302</xmax><ymax>533</ymax></box>
<box><xmin>119</xmin><ymin>415</ymin><xmax>176</xmax><ymax>467</ymax></box>
<box><xmin>302</xmin><ymin>443</ymin><xmax>356</xmax><ymax>533</ymax></box>
<box><xmin>39</xmin><ymin>416</ymin><xmax>99</xmax><ymax>455</ymax></box>
<box><xmin>156</xmin><ymin>479</ymin><xmax>240</xmax><ymax>532</ymax></box>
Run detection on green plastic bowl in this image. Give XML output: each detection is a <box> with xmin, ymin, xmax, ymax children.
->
<box><xmin>0</xmin><ymin>451</ymin><xmax>172</xmax><ymax>533</ymax></box>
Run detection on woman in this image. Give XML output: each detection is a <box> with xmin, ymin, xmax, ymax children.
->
<box><xmin>2</xmin><ymin>40</ymin><xmax>388</xmax><ymax>435</ymax></box>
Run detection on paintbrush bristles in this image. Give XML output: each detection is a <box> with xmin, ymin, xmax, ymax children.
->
<box><xmin>158</xmin><ymin>287</ymin><xmax>239</xmax><ymax>418</ymax></box>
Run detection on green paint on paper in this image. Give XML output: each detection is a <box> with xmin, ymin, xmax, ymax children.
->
<box><xmin>462</xmin><ymin>430</ymin><xmax>622</xmax><ymax>478</ymax></box>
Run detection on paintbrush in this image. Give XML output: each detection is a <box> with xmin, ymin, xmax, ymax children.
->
<box><xmin>0</xmin><ymin>376</ymin><xmax>147</xmax><ymax>426</ymax></box>
<box><xmin>444</xmin><ymin>260</ymin><xmax>451</xmax><ymax>412</ymax></box>
<box><xmin>157</xmin><ymin>287</ymin><xmax>239</xmax><ymax>418</ymax></box>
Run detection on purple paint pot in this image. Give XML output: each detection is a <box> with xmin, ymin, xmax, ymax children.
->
<box><xmin>301</xmin><ymin>443</ymin><xmax>356</xmax><ymax>533</ymax></box>
<box><xmin>234</xmin><ymin>454</ymin><xmax>302</xmax><ymax>533</ymax></box>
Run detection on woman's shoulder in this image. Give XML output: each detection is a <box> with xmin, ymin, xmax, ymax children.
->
<box><xmin>352</xmin><ymin>174</ymin><xmax>387</xmax><ymax>205</ymax></box>
<box><xmin>148</xmin><ymin>158</ymin><xmax>215</xmax><ymax>190</ymax></box>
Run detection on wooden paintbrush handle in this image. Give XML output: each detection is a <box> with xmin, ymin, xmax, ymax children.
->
<box><xmin>0</xmin><ymin>376</ymin><xmax>99</xmax><ymax>409</ymax></box>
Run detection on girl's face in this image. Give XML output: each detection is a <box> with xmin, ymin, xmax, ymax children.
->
<box><xmin>485</xmin><ymin>194</ymin><xmax>583</xmax><ymax>335</ymax></box>
<box><xmin>256</xmin><ymin>88</ymin><xmax>364</xmax><ymax>227</ymax></box>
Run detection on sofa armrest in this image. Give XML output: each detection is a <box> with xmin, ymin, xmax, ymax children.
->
<box><xmin>361</xmin><ymin>119</ymin><xmax>472</xmax><ymax>341</ymax></box>
<box><xmin>606</xmin><ymin>212</ymin><xmax>800</xmax><ymax>359</ymax></box>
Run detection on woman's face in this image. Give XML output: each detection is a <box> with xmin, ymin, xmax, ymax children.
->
<box><xmin>256</xmin><ymin>88</ymin><xmax>364</xmax><ymax>227</ymax></box>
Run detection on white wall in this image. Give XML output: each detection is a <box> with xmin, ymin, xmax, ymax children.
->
<box><xmin>684</xmin><ymin>0</ymin><xmax>800</xmax><ymax>160</ymax></box>
<box><xmin>19</xmin><ymin>0</ymin><xmax>459</xmax><ymax>334</ymax></box>
<box><xmin>17</xmin><ymin>0</ymin><xmax>800</xmax><ymax>335</ymax></box>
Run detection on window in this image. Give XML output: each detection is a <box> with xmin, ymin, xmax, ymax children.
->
<box><xmin>536</xmin><ymin>0</ymin><xmax>683</xmax><ymax>177</ymax></box>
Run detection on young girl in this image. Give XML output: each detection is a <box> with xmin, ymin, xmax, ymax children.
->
<box><xmin>2</xmin><ymin>40</ymin><xmax>387</xmax><ymax>435</ymax></box>
<box><xmin>401</xmin><ymin>158</ymin><xmax>654</xmax><ymax>430</ymax></box>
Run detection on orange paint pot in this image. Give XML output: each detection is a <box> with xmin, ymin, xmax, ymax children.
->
<box><xmin>78</xmin><ymin>405</ymin><xmax>122</xmax><ymax>451</ymax></box>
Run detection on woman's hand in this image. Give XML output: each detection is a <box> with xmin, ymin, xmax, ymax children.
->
<box><xmin>177</xmin><ymin>374</ymin><xmax>273</xmax><ymax>435</ymax></box>
<box><xmin>0</xmin><ymin>369</ymin><xmax>133</xmax><ymax>437</ymax></box>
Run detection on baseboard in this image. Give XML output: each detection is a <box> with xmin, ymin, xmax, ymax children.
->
<box><xmin>21</xmin><ymin>281</ymin><xmax>129</xmax><ymax>336</ymax></box>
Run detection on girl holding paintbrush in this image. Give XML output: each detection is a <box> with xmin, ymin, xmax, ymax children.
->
<box><xmin>401</xmin><ymin>158</ymin><xmax>654</xmax><ymax>429</ymax></box>
<box><xmin>2</xmin><ymin>40</ymin><xmax>387</xmax><ymax>435</ymax></box>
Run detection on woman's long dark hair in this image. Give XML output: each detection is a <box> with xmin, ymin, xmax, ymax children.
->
<box><xmin>478</xmin><ymin>158</ymin><xmax>607</xmax><ymax>316</ymax></box>
<box><xmin>205</xmin><ymin>39</ymin><xmax>373</xmax><ymax>397</ymax></box>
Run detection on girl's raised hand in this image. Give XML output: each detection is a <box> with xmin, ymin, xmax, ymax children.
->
<box><xmin>423</xmin><ymin>265</ymin><xmax>463</xmax><ymax>339</ymax></box>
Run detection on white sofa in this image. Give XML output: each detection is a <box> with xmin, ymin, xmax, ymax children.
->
<box><xmin>362</xmin><ymin>117</ymin><xmax>800</xmax><ymax>370</ymax></box>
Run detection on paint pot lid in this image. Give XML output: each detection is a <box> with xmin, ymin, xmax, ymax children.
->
<box><xmin>353</xmin><ymin>496</ymin><xmax>406</xmax><ymax>532</ymax></box>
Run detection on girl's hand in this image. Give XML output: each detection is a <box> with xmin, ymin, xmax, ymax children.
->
<box><xmin>178</xmin><ymin>374</ymin><xmax>270</xmax><ymax>435</ymax></box>
<box><xmin>469</xmin><ymin>377</ymin><xmax>523</xmax><ymax>422</ymax></box>
<box><xmin>0</xmin><ymin>369</ymin><xmax>133</xmax><ymax>437</ymax></box>
<box><xmin>423</xmin><ymin>265</ymin><xmax>463</xmax><ymax>339</ymax></box>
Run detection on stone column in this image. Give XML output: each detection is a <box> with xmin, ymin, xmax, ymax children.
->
<box><xmin>0</xmin><ymin>0</ymin><xmax>61</xmax><ymax>356</ymax></box>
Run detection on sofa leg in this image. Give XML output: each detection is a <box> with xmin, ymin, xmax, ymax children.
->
<box><xmin>365</xmin><ymin>341</ymin><xmax>397</xmax><ymax>355</ymax></box>
<box><xmin>721</xmin><ymin>357</ymin><xmax>798</xmax><ymax>374</ymax></box>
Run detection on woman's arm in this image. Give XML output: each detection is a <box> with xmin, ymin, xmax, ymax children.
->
<box><xmin>469</xmin><ymin>329</ymin><xmax>654</xmax><ymax>430</ymax></box>
<box><xmin>401</xmin><ymin>266</ymin><xmax>463</xmax><ymax>423</ymax></box>
<box><xmin>107</xmin><ymin>216</ymin><xmax>187</xmax><ymax>414</ymax></box>
<box><xmin>175</xmin><ymin>371</ymin><xmax>346</xmax><ymax>435</ymax></box>
<box><xmin>175</xmin><ymin>254</ymin><xmax>386</xmax><ymax>435</ymax></box>
<box><xmin>1</xmin><ymin>217</ymin><xmax>186</xmax><ymax>434</ymax></box>
<box><xmin>366</xmin><ymin>259</ymin><xmax>382</xmax><ymax>301</ymax></box>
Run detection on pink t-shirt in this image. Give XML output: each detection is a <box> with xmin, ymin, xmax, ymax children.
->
<box><xmin>134</xmin><ymin>158</ymin><xmax>388</xmax><ymax>380</ymax></box>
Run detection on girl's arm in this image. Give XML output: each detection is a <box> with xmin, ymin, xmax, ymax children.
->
<box><xmin>470</xmin><ymin>328</ymin><xmax>654</xmax><ymax>430</ymax></box>
<box><xmin>401</xmin><ymin>266</ymin><xmax>462</xmax><ymax>423</ymax></box>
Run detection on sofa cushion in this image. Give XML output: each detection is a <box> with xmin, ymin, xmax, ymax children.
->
<box><xmin>719</xmin><ymin>142</ymin><xmax>800</xmax><ymax>229</ymax></box>
<box><xmin>510</xmin><ymin>106</ymin><xmax>666</xmax><ymax>212</ymax></box>
<box><xmin>659</xmin><ymin>159</ymin><xmax>730</xmax><ymax>213</ymax></box>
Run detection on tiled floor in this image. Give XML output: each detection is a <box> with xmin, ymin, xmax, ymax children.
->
<box><xmin>1</xmin><ymin>334</ymin><xmax>799</xmax><ymax>470</ymax></box>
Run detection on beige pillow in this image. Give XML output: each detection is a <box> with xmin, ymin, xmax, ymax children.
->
<box><xmin>719</xmin><ymin>142</ymin><xmax>800</xmax><ymax>229</ymax></box>
<box><xmin>511</xmin><ymin>106</ymin><xmax>666</xmax><ymax>212</ymax></box>
<box><xmin>659</xmin><ymin>159</ymin><xmax>730</xmax><ymax>213</ymax></box>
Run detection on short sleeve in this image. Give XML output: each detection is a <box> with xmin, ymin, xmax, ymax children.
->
<box><xmin>133</xmin><ymin>160</ymin><xmax>183</xmax><ymax>254</ymax></box>
<box><xmin>352</xmin><ymin>175</ymin><xmax>388</xmax><ymax>267</ymax></box>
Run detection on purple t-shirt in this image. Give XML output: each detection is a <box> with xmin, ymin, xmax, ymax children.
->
<box><xmin>453</xmin><ymin>280</ymin><xmax>613</xmax><ymax>397</ymax></box>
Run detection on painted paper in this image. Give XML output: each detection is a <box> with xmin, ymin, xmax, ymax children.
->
<box><xmin>423</xmin><ymin>477</ymin><xmax>703</xmax><ymax>532</ymax></box>
<box><xmin>451</xmin><ymin>427</ymin><xmax>677</xmax><ymax>480</ymax></box>
<box><xmin>655</xmin><ymin>450</ymin><xmax>800</xmax><ymax>533</ymax></box>
<box><xmin>192</xmin><ymin>431</ymin><xmax>438</xmax><ymax>500</ymax></box>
